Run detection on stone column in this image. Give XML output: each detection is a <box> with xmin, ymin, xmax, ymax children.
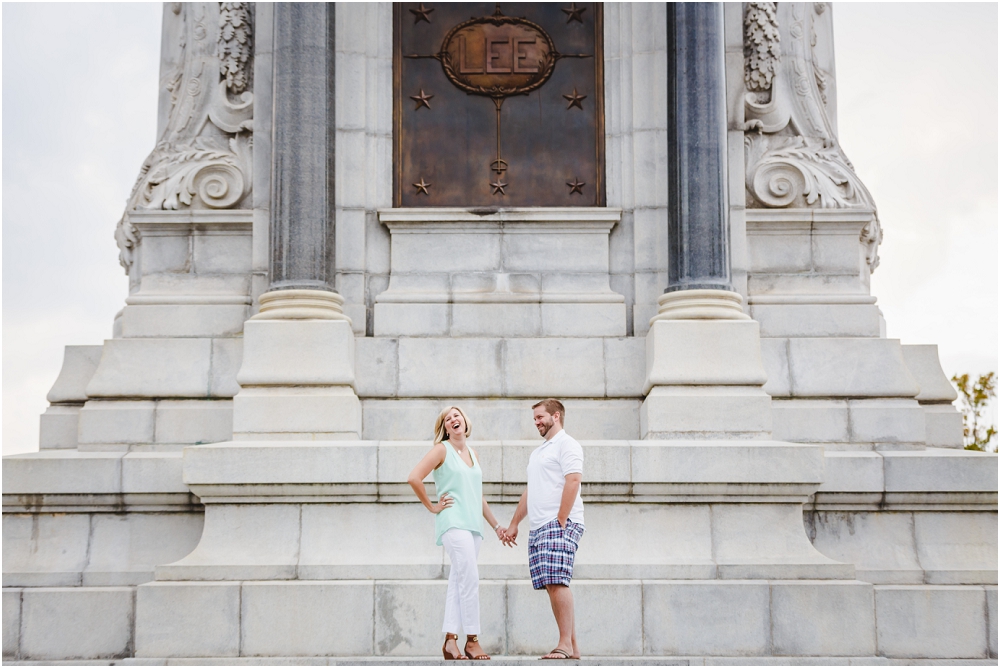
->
<box><xmin>233</xmin><ymin>3</ymin><xmax>361</xmax><ymax>439</ymax></box>
<box><xmin>665</xmin><ymin>2</ymin><xmax>731</xmax><ymax>296</ymax></box>
<box><xmin>640</xmin><ymin>2</ymin><xmax>771</xmax><ymax>438</ymax></box>
<box><xmin>269</xmin><ymin>2</ymin><xmax>336</xmax><ymax>295</ymax></box>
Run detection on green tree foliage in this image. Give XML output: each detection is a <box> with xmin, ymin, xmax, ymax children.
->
<box><xmin>951</xmin><ymin>372</ymin><xmax>997</xmax><ymax>452</ymax></box>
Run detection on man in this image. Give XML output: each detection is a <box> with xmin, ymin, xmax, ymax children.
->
<box><xmin>504</xmin><ymin>398</ymin><xmax>585</xmax><ymax>660</ymax></box>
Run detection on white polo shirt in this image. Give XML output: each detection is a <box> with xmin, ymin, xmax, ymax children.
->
<box><xmin>526</xmin><ymin>429</ymin><xmax>585</xmax><ymax>530</ymax></box>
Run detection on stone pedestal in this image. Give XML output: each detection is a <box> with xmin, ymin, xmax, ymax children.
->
<box><xmin>903</xmin><ymin>344</ymin><xmax>964</xmax><ymax>448</ymax></box>
<box><xmin>38</xmin><ymin>346</ymin><xmax>103</xmax><ymax>450</ymax></box>
<box><xmin>232</xmin><ymin>290</ymin><xmax>361</xmax><ymax>440</ymax></box>
<box><xmin>374</xmin><ymin>208</ymin><xmax>626</xmax><ymax>337</ymax></box>
<box><xmin>641</xmin><ymin>290</ymin><xmax>772</xmax><ymax>439</ymax></box>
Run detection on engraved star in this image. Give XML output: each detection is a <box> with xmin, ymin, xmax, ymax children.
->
<box><xmin>413</xmin><ymin>178</ymin><xmax>431</xmax><ymax>195</ymax></box>
<box><xmin>410</xmin><ymin>3</ymin><xmax>434</xmax><ymax>24</ymax></box>
<box><xmin>563</xmin><ymin>88</ymin><xmax>587</xmax><ymax>110</ymax></box>
<box><xmin>567</xmin><ymin>178</ymin><xmax>586</xmax><ymax>195</ymax></box>
<box><xmin>410</xmin><ymin>89</ymin><xmax>434</xmax><ymax>110</ymax></box>
<box><xmin>562</xmin><ymin>2</ymin><xmax>587</xmax><ymax>23</ymax></box>
<box><xmin>490</xmin><ymin>179</ymin><xmax>508</xmax><ymax>195</ymax></box>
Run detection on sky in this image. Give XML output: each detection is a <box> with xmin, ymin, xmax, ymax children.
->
<box><xmin>2</xmin><ymin>3</ymin><xmax>997</xmax><ymax>456</ymax></box>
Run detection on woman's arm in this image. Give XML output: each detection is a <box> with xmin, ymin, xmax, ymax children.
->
<box><xmin>472</xmin><ymin>448</ymin><xmax>507</xmax><ymax>540</ymax></box>
<box><xmin>481</xmin><ymin>497</ymin><xmax>507</xmax><ymax>540</ymax></box>
<box><xmin>407</xmin><ymin>443</ymin><xmax>452</xmax><ymax>514</ymax></box>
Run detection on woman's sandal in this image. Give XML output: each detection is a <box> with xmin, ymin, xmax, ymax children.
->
<box><xmin>539</xmin><ymin>648</ymin><xmax>572</xmax><ymax>660</ymax></box>
<box><xmin>443</xmin><ymin>633</ymin><xmax>469</xmax><ymax>660</ymax></box>
<box><xmin>464</xmin><ymin>634</ymin><xmax>491</xmax><ymax>660</ymax></box>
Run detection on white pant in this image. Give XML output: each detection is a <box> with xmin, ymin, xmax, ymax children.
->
<box><xmin>441</xmin><ymin>528</ymin><xmax>483</xmax><ymax>635</ymax></box>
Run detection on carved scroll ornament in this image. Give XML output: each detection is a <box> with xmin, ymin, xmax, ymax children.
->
<box><xmin>116</xmin><ymin>2</ymin><xmax>253</xmax><ymax>272</ymax></box>
<box><xmin>742</xmin><ymin>2</ymin><xmax>882</xmax><ymax>271</ymax></box>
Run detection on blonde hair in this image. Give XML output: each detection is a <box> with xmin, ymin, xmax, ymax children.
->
<box><xmin>433</xmin><ymin>406</ymin><xmax>472</xmax><ymax>443</ymax></box>
<box><xmin>532</xmin><ymin>398</ymin><xmax>566</xmax><ymax>424</ymax></box>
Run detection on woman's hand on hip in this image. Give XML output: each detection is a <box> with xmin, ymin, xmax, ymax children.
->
<box><xmin>430</xmin><ymin>492</ymin><xmax>454</xmax><ymax>514</ymax></box>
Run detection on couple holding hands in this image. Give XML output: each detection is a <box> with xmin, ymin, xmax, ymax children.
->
<box><xmin>407</xmin><ymin>399</ymin><xmax>585</xmax><ymax>661</ymax></box>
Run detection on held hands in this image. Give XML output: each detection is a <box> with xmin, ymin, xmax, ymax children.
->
<box><xmin>430</xmin><ymin>492</ymin><xmax>454</xmax><ymax>514</ymax></box>
<box><xmin>501</xmin><ymin>523</ymin><xmax>518</xmax><ymax>548</ymax></box>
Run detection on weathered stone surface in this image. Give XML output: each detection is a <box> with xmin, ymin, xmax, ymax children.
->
<box><xmin>397</xmin><ymin>338</ymin><xmax>503</xmax><ymax>397</ymax></box>
<box><xmin>136</xmin><ymin>582</ymin><xmax>241</xmax><ymax>658</ymax></box>
<box><xmin>643</xmin><ymin>581</ymin><xmax>769</xmax><ymax>655</ymax></box>
<box><xmin>355</xmin><ymin>337</ymin><xmax>398</xmax><ymax>397</ymax></box>
<box><xmin>848</xmin><ymin>399</ymin><xmax>925</xmax><ymax>448</ymax></box>
<box><xmin>241</xmin><ymin>581</ymin><xmax>374</xmax><ymax>656</ymax></box>
<box><xmin>912</xmin><ymin>512</ymin><xmax>998</xmax><ymax>585</ymax></box>
<box><xmin>988</xmin><ymin>586</ymin><xmax>998</xmax><ymax>659</ymax></box>
<box><xmin>771</xmin><ymin>582</ymin><xmax>875</xmax><ymax>656</ymax></box>
<box><xmin>237</xmin><ymin>320</ymin><xmax>356</xmax><ymax>387</ymax></box>
<box><xmin>505</xmin><ymin>338</ymin><xmax>606</xmax><ymax>398</ymax></box>
<box><xmin>807</xmin><ymin>511</ymin><xmax>922</xmax><ymax>584</ymax></box>
<box><xmin>771</xmin><ymin>400</ymin><xmax>849</xmax><ymax>443</ymax></box>
<box><xmin>85</xmin><ymin>338</ymin><xmax>213</xmax><ymax>398</ymax></box>
<box><xmin>816</xmin><ymin>451</ymin><xmax>884</xmax><ymax>493</ymax></box>
<box><xmin>507</xmin><ymin>580</ymin><xmax>643</xmax><ymax>656</ymax></box>
<box><xmin>645</xmin><ymin>320</ymin><xmax>768</xmax><ymax>390</ymax></box>
<box><xmin>362</xmin><ymin>399</ymin><xmax>640</xmax><ymax>441</ymax></box>
<box><xmin>38</xmin><ymin>405</ymin><xmax>81</xmax><ymax>450</ymax></box>
<box><xmin>874</xmin><ymin>586</ymin><xmax>989</xmax><ymax>659</ymax></box>
<box><xmin>882</xmin><ymin>449</ymin><xmax>998</xmax><ymax>493</ymax></box>
<box><xmin>573</xmin><ymin>505</ymin><xmax>714</xmax><ymax>580</ymax></box>
<box><xmin>923</xmin><ymin>404</ymin><xmax>964</xmax><ymax>449</ymax></box>
<box><xmin>2</xmin><ymin>450</ymin><xmax>122</xmax><ymax>496</ymax></box>
<box><xmin>752</xmin><ymin>304</ymin><xmax>882</xmax><ymax>338</ymax></box>
<box><xmin>902</xmin><ymin>345</ymin><xmax>959</xmax><ymax>403</ymax></box>
<box><xmin>78</xmin><ymin>401</ymin><xmax>156</xmax><ymax>449</ymax></box>
<box><xmin>20</xmin><ymin>587</ymin><xmax>133</xmax><ymax>660</ymax></box>
<box><xmin>120</xmin><ymin>304</ymin><xmax>249</xmax><ymax>338</ymax></box>
<box><xmin>156</xmin><ymin>504</ymin><xmax>301</xmax><ymax>581</ymax></box>
<box><xmin>299</xmin><ymin>505</ymin><xmax>444</xmax><ymax>581</ymax></box>
<box><xmin>2</xmin><ymin>588</ymin><xmax>19</xmax><ymax>659</ymax></box>
<box><xmin>154</xmin><ymin>400</ymin><xmax>232</xmax><ymax>445</ymax></box>
<box><xmin>84</xmin><ymin>513</ymin><xmax>204</xmax><ymax>586</ymax></box>
<box><xmin>46</xmin><ymin>345</ymin><xmax>103</xmax><ymax>404</ymax></box>
<box><xmin>121</xmin><ymin>451</ymin><xmax>189</xmax><ymax>494</ymax></box>
<box><xmin>375</xmin><ymin>581</ymin><xmax>505</xmax><ymax>656</ymax></box>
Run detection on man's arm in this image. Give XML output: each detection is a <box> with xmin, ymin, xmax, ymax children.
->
<box><xmin>556</xmin><ymin>473</ymin><xmax>582</xmax><ymax>528</ymax></box>
<box><xmin>504</xmin><ymin>489</ymin><xmax>528</xmax><ymax>546</ymax></box>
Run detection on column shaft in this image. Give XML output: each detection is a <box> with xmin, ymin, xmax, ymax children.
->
<box><xmin>666</xmin><ymin>2</ymin><xmax>731</xmax><ymax>293</ymax></box>
<box><xmin>270</xmin><ymin>3</ymin><xmax>336</xmax><ymax>292</ymax></box>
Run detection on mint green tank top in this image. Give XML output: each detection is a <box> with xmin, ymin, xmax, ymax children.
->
<box><xmin>431</xmin><ymin>441</ymin><xmax>484</xmax><ymax>546</ymax></box>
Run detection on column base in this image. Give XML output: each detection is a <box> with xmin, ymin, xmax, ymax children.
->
<box><xmin>233</xmin><ymin>288</ymin><xmax>361</xmax><ymax>438</ymax></box>
<box><xmin>642</xmin><ymin>290</ymin><xmax>772</xmax><ymax>438</ymax></box>
<box><xmin>651</xmin><ymin>288</ymin><xmax>750</xmax><ymax>322</ymax></box>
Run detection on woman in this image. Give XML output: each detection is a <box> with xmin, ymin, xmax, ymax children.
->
<box><xmin>407</xmin><ymin>406</ymin><xmax>507</xmax><ymax>661</ymax></box>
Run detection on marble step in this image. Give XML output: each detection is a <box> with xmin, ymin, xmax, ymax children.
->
<box><xmin>4</xmin><ymin>658</ymin><xmax>999</xmax><ymax>666</ymax></box>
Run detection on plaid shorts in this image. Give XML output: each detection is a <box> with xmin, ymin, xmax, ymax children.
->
<box><xmin>528</xmin><ymin>518</ymin><xmax>585</xmax><ymax>590</ymax></box>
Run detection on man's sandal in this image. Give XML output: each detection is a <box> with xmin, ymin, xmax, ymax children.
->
<box><xmin>539</xmin><ymin>648</ymin><xmax>572</xmax><ymax>660</ymax></box>
<box><xmin>443</xmin><ymin>633</ymin><xmax>468</xmax><ymax>660</ymax></box>
<box><xmin>464</xmin><ymin>634</ymin><xmax>491</xmax><ymax>660</ymax></box>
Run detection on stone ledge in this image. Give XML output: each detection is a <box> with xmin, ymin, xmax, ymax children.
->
<box><xmin>4</xmin><ymin>446</ymin><xmax>996</xmax><ymax>509</ymax></box>
<box><xmin>5</xmin><ymin>659</ymin><xmax>999</xmax><ymax>666</ymax></box>
<box><xmin>7</xmin><ymin>582</ymin><xmax>996</xmax><ymax>662</ymax></box>
<box><xmin>377</xmin><ymin>207</ymin><xmax>623</xmax><ymax>229</ymax></box>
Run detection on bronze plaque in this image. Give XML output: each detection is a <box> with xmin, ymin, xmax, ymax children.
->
<box><xmin>394</xmin><ymin>3</ymin><xmax>605</xmax><ymax>207</ymax></box>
